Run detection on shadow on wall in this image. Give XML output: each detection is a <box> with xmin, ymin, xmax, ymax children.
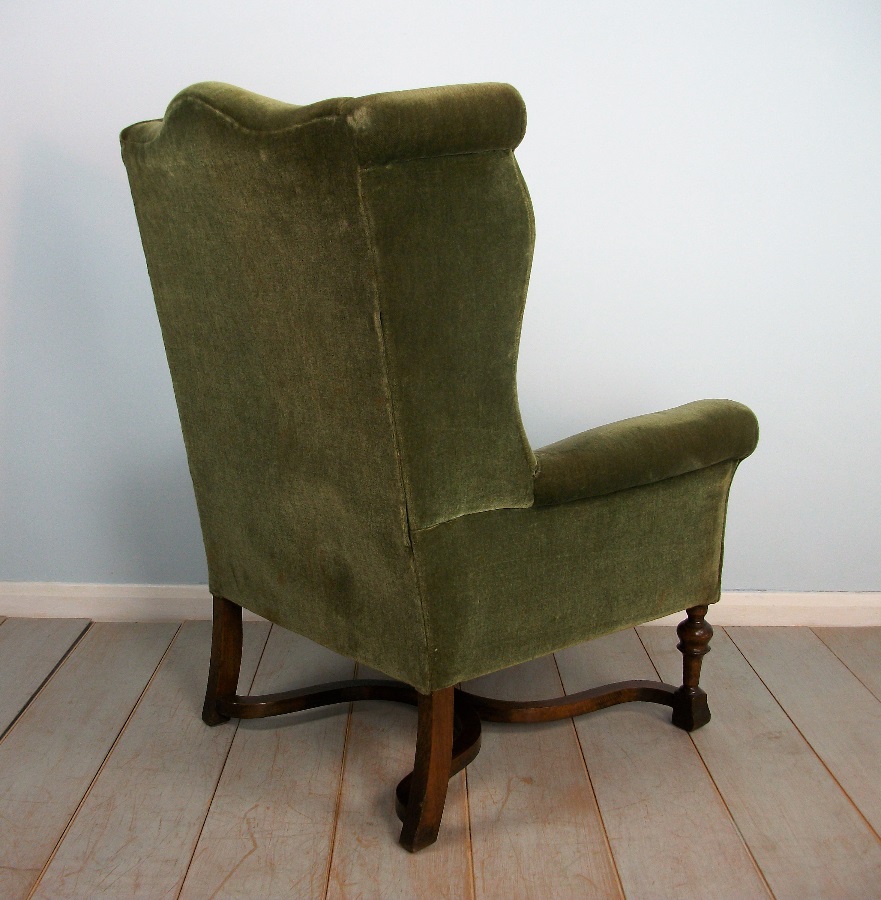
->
<box><xmin>0</xmin><ymin>139</ymin><xmax>207</xmax><ymax>583</ymax></box>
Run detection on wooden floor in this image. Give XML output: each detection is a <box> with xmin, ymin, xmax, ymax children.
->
<box><xmin>1</xmin><ymin>618</ymin><xmax>879</xmax><ymax>898</ymax></box>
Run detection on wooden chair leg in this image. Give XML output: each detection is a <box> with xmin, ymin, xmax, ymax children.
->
<box><xmin>202</xmin><ymin>596</ymin><xmax>243</xmax><ymax>726</ymax></box>
<box><xmin>671</xmin><ymin>604</ymin><xmax>713</xmax><ymax>731</ymax></box>
<box><xmin>399</xmin><ymin>686</ymin><xmax>455</xmax><ymax>852</ymax></box>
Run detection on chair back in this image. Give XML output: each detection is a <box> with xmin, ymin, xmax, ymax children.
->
<box><xmin>121</xmin><ymin>82</ymin><xmax>536</xmax><ymax>675</ymax></box>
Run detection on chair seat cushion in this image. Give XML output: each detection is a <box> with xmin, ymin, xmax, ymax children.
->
<box><xmin>533</xmin><ymin>399</ymin><xmax>758</xmax><ymax>507</ymax></box>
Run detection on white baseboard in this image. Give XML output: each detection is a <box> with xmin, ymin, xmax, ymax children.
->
<box><xmin>0</xmin><ymin>583</ymin><xmax>879</xmax><ymax>626</ymax></box>
<box><xmin>0</xmin><ymin>583</ymin><xmax>265</xmax><ymax>622</ymax></box>
<box><xmin>647</xmin><ymin>592</ymin><xmax>881</xmax><ymax>626</ymax></box>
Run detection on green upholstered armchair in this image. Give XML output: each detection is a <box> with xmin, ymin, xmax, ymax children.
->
<box><xmin>121</xmin><ymin>81</ymin><xmax>758</xmax><ymax>852</ymax></box>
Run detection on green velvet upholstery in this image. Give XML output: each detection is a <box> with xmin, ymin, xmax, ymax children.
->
<box><xmin>122</xmin><ymin>82</ymin><xmax>758</xmax><ymax>694</ymax></box>
<box><xmin>415</xmin><ymin>460</ymin><xmax>740</xmax><ymax>690</ymax></box>
<box><xmin>534</xmin><ymin>399</ymin><xmax>758</xmax><ymax>506</ymax></box>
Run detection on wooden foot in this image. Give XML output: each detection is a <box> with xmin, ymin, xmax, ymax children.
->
<box><xmin>399</xmin><ymin>687</ymin><xmax>455</xmax><ymax>853</ymax></box>
<box><xmin>671</xmin><ymin>604</ymin><xmax>713</xmax><ymax>732</ymax></box>
<box><xmin>202</xmin><ymin>596</ymin><xmax>242</xmax><ymax>726</ymax></box>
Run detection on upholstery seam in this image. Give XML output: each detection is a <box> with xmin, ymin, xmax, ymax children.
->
<box><xmin>350</xmin><ymin>138</ymin><xmax>434</xmax><ymax>689</ymax></box>
<box><xmin>411</xmin><ymin>499</ymin><xmax>530</xmax><ymax>535</ymax></box>
<box><xmin>359</xmin><ymin>146</ymin><xmax>512</xmax><ymax>169</ymax></box>
<box><xmin>713</xmin><ymin>459</ymin><xmax>741</xmax><ymax>603</ymax></box>
<box><xmin>408</xmin><ymin>540</ymin><xmax>439</xmax><ymax>692</ymax></box>
<box><xmin>413</xmin><ymin>458</ymin><xmax>741</xmax><ymax>533</ymax></box>
<box><xmin>532</xmin><ymin>452</ymin><xmax>752</xmax><ymax>509</ymax></box>
<box><xmin>124</xmin><ymin>98</ymin><xmax>521</xmax><ymax>162</ymax></box>
<box><xmin>121</xmin><ymin>95</ymin><xmax>348</xmax><ymax>145</ymax></box>
<box><xmin>351</xmin><ymin>163</ymin><xmax>414</xmax><ymax>549</ymax></box>
<box><xmin>510</xmin><ymin>152</ymin><xmax>541</xmax><ymax>485</ymax></box>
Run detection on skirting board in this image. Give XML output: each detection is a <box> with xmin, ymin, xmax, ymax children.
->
<box><xmin>0</xmin><ymin>583</ymin><xmax>879</xmax><ymax>626</ymax></box>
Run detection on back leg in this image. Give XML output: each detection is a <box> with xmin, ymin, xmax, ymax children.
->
<box><xmin>202</xmin><ymin>596</ymin><xmax>243</xmax><ymax>726</ymax></box>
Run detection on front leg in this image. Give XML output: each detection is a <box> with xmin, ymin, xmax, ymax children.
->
<box><xmin>671</xmin><ymin>604</ymin><xmax>713</xmax><ymax>731</ymax></box>
<box><xmin>399</xmin><ymin>687</ymin><xmax>455</xmax><ymax>852</ymax></box>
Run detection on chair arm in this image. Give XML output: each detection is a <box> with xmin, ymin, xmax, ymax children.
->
<box><xmin>533</xmin><ymin>399</ymin><xmax>758</xmax><ymax>507</ymax></box>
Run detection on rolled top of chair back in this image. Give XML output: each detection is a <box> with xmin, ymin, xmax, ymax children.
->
<box><xmin>123</xmin><ymin>81</ymin><xmax>527</xmax><ymax>165</ymax></box>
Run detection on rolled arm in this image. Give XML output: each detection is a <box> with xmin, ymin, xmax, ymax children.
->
<box><xmin>533</xmin><ymin>399</ymin><xmax>759</xmax><ymax>507</ymax></box>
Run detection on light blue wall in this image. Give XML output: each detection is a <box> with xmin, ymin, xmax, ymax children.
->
<box><xmin>1</xmin><ymin>1</ymin><xmax>879</xmax><ymax>588</ymax></box>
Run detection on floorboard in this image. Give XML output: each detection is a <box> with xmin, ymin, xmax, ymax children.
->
<box><xmin>728</xmin><ymin>626</ymin><xmax>881</xmax><ymax>837</ymax></box>
<box><xmin>465</xmin><ymin>656</ymin><xmax>623</xmax><ymax>900</ymax></box>
<box><xmin>3</xmin><ymin>621</ymin><xmax>880</xmax><ymax>896</ymax></box>
<box><xmin>639</xmin><ymin>625</ymin><xmax>881</xmax><ymax>896</ymax></box>
<box><xmin>180</xmin><ymin>628</ymin><xmax>355</xmax><ymax>899</ymax></box>
<box><xmin>0</xmin><ymin>618</ymin><xmax>89</xmax><ymax>737</ymax></box>
<box><xmin>325</xmin><ymin>666</ymin><xmax>472</xmax><ymax>900</ymax></box>
<box><xmin>31</xmin><ymin>620</ymin><xmax>270</xmax><ymax>898</ymax></box>
<box><xmin>556</xmin><ymin>630</ymin><xmax>768</xmax><ymax>898</ymax></box>
<box><xmin>813</xmin><ymin>626</ymin><xmax>881</xmax><ymax>701</ymax></box>
<box><xmin>0</xmin><ymin>622</ymin><xmax>178</xmax><ymax>899</ymax></box>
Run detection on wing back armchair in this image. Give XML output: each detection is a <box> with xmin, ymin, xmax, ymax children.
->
<box><xmin>121</xmin><ymin>81</ymin><xmax>758</xmax><ymax>851</ymax></box>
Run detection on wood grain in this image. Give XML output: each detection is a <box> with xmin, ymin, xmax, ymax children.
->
<box><xmin>813</xmin><ymin>626</ymin><xmax>881</xmax><ymax>701</ymax></box>
<box><xmin>465</xmin><ymin>656</ymin><xmax>623</xmax><ymax>900</ymax></box>
<box><xmin>32</xmin><ymin>620</ymin><xmax>270</xmax><ymax>898</ymax></box>
<box><xmin>180</xmin><ymin>628</ymin><xmax>355</xmax><ymax>899</ymax></box>
<box><xmin>640</xmin><ymin>625</ymin><xmax>881</xmax><ymax>896</ymax></box>
<box><xmin>0</xmin><ymin>622</ymin><xmax>178</xmax><ymax>899</ymax></box>
<box><xmin>399</xmin><ymin>686</ymin><xmax>455</xmax><ymax>852</ymax></box>
<box><xmin>326</xmin><ymin>666</ymin><xmax>472</xmax><ymax>900</ymax></box>
<box><xmin>728</xmin><ymin>626</ymin><xmax>881</xmax><ymax>835</ymax></box>
<box><xmin>0</xmin><ymin>618</ymin><xmax>89</xmax><ymax>736</ymax></box>
<box><xmin>557</xmin><ymin>630</ymin><xmax>768</xmax><ymax>898</ymax></box>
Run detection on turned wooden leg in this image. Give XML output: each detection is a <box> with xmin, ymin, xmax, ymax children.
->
<box><xmin>671</xmin><ymin>604</ymin><xmax>713</xmax><ymax>732</ymax></box>
<box><xmin>202</xmin><ymin>596</ymin><xmax>243</xmax><ymax>726</ymax></box>
<box><xmin>399</xmin><ymin>687</ymin><xmax>455</xmax><ymax>852</ymax></box>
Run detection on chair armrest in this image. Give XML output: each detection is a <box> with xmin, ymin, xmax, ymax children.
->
<box><xmin>533</xmin><ymin>399</ymin><xmax>758</xmax><ymax>507</ymax></box>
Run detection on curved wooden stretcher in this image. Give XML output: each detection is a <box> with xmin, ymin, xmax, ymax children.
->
<box><xmin>203</xmin><ymin>597</ymin><xmax>713</xmax><ymax>852</ymax></box>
